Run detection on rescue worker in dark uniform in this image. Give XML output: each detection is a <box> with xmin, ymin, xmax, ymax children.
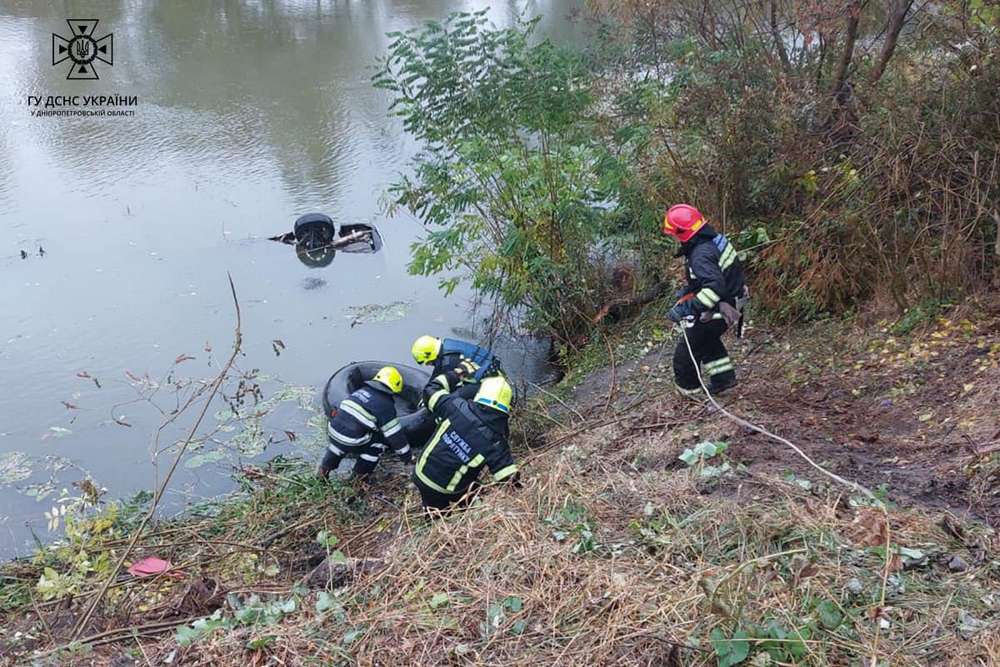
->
<box><xmin>317</xmin><ymin>366</ymin><xmax>412</xmax><ymax>479</ymax></box>
<box><xmin>662</xmin><ymin>204</ymin><xmax>748</xmax><ymax>397</ymax></box>
<box><xmin>410</xmin><ymin>335</ymin><xmax>502</xmax><ymax>398</ymax></box>
<box><xmin>407</xmin><ymin>335</ymin><xmax>504</xmax><ymax>448</ymax></box>
<box><xmin>412</xmin><ymin>371</ymin><xmax>519</xmax><ymax>510</ymax></box>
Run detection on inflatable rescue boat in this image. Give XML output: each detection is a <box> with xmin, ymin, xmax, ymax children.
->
<box><xmin>322</xmin><ymin>361</ymin><xmax>435</xmax><ymax>448</ymax></box>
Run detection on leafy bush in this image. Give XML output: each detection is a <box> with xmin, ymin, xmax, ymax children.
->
<box><xmin>375</xmin><ymin>11</ymin><xmax>642</xmax><ymax>342</ymax></box>
<box><xmin>589</xmin><ymin>0</ymin><xmax>1000</xmax><ymax>320</ymax></box>
<box><xmin>379</xmin><ymin>3</ymin><xmax>1000</xmax><ymax>336</ymax></box>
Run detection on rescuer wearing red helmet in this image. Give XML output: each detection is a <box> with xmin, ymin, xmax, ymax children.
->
<box><xmin>662</xmin><ymin>204</ymin><xmax>748</xmax><ymax>397</ymax></box>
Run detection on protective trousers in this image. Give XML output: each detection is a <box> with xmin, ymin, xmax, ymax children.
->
<box><xmin>413</xmin><ymin>477</ymin><xmax>456</xmax><ymax>511</ymax></box>
<box><xmin>413</xmin><ymin>475</ymin><xmax>481</xmax><ymax>513</ymax></box>
<box><xmin>673</xmin><ymin>319</ymin><xmax>735</xmax><ymax>396</ymax></box>
<box><xmin>323</xmin><ymin>440</ymin><xmax>387</xmax><ymax>478</ymax></box>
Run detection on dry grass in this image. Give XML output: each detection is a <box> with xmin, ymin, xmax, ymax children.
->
<box><xmin>4</xmin><ymin>314</ymin><xmax>999</xmax><ymax>666</ymax></box>
<box><xmin>127</xmin><ymin>420</ymin><xmax>999</xmax><ymax>667</ymax></box>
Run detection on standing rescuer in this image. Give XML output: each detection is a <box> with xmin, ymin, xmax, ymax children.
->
<box><xmin>662</xmin><ymin>204</ymin><xmax>748</xmax><ymax>397</ymax></box>
<box><xmin>412</xmin><ymin>371</ymin><xmax>519</xmax><ymax>510</ymax></box>
<box><xmin>317</xmin><ymin>366</ymin><xmax>412</xmax><ymax>479</ymax></box>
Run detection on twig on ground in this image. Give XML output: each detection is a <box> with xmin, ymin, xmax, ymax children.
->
<box><xmin>527</xmin><ymin>382</ymin><xmax>586</xmax><ymax>424</ymax></box>
<box><xmin>600</xmin><ymin>329</ymin><xmax>617</xmax><ymax>414</ymax></box>
<box><xmin>871</xmin><ymin>516</ymin><xmax>894</xmax><ymax>666</ymax></box>
<box><xmin>31</xmin><ymin>616</ymin><xmax>204</xmax><ymax>660</ymax></box>
<box><xmin>70</xmin><ymin>274</ymin><xmax>244</xmax><ymax>641</ymax></box>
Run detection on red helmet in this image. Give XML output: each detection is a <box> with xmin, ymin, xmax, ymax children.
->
<box><xmin>662</xmin><ymin>204</ymin><xmax>706</xmax><ymax>243</ymax></box>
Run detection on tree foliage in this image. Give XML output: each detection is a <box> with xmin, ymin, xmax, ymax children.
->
<box><xmin>378</xmin><ymin>3</ymin><xmax>1000</xmax><ymax>336</ymax></box>
<box><xmin>589</xmin><ymin>0</ymin><xmax>1000</xmax><ymax>317</ymax></box>
<box><xmin>374</xmin><ymin>11</ymin><xmax>646</xmax><ymax>342</ymax></box>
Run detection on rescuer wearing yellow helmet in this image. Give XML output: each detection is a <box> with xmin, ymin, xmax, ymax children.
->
<box><xmin>412</xmin><ymin>371</ymin><xmax>519</xmax><ymax>510</ymax></box>
<box><xmin>410</xmin><ymin>335</ymin><xmax>501</xmax><ymax>394</ymax></box>
<box><xmin>407</xmin><ymin>335</ymin><xmax>505</xmax><ymax>449</ymax></box>
<box><xmin>318</xmin><ymin>366</ymin><xmax>412</xmax><ymax>479</ymax></box>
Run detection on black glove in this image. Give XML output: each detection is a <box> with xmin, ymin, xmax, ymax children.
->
<box><xmin>441</xmin><ymin>370</ymin><xmax>463</xmax><ymax>390</ymax></box>
<box><xmin>718</xmin><ymin>301</ymin><xmax>740</xmax><ymax>328</ymax></box>
<box><xmin>667</xmin><ymin>300</ymin><xmax>695</xmax><ymax>323</ymax></box>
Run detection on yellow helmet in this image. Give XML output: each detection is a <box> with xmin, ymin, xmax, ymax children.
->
<box><xmin>373</xmin><ymin>366</ymin><xmax>403</xmax><ymax>394</ymax></box>
<box><xmin>474</xmin><ymin>376</ymin><xmax>513</xmax><ymax>414</ymax></box>
<box><xmin>411</xmin><ymin>335</ymin><xmax>442</xmax><ymax>364</ymax></box>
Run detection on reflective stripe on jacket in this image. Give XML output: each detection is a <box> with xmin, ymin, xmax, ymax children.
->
<box><xmin>327</xmin><ymin>381</ymin><xmax>410</xmax><ymax>457</ymax></box>
<box><xmin>678</xmin><ymin>224</ymin><xmax>746</xmax><ymax>316</ymax></box>
<box><xmin>415</xmin><ymin>373</ymin><xmax>516</xmax><ymax>496</ymax></box>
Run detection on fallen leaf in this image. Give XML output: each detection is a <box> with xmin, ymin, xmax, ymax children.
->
<box><xmin>284</xmin><ymin>430</ymin><xmax>297</xmax><ymax>442</ymax></box>
<box><xmin>958</xmin><ymin>610</ymin><xmax>988</xmax><ymax>639</ymax></box>
<box><xmin>850</xmin><ymin>509</ymin><xmax>888</xmax><ymax>548</ymax></box>
<box><xmin>898</xmin><ymin>547</ymin><xmax>928</xmax><ymax>569</ymax></box>
<box><xmin>61</xmin><ymin>401</ymin><xmax>79</xmax><ymax>410</ymax></box>
<box><xmin>799</xmin><ymin>563</ymin><xmax>820</xmax><ymax>579</ymax></box>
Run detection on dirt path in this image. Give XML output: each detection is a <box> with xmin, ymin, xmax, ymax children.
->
<box><xmin>550</xmin><ymin>309</ymin><xmax>1000</xmax><ymax>526</ymax></box>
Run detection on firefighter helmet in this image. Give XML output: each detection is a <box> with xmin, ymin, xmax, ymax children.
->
<box><xmin>662</xmin><ymin>204</ymin><xmax>707</xmax><ymax>243</ymax></box>
<box><xmin>411</xmin><ymin>335</ymin><xmax>442</xmax><ymax>364</ymax></box>
<box><xmin>474</xmin><ymin>376</ymin><xmax>513</xmax><ymax>414</ymax></box>
<box><xmin>373</xmin><ymin>366</ymin><xmax>404</xmax><ymax>394</ymax></box>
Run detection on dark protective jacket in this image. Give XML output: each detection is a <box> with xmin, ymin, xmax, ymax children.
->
<box><xmin>431</xmin><ymin>339</ymin><xmax>499</xmax><ymax>381</ymax></box>
<box><xmin>678</xmin><ymin>224</ymin><xmax>746</xmax><ymax>315</ymax></box>
<box><xmin>327</xmin><ymin>381</ymin><xmax>410</xmax><ymax>458</ymax></box>
<box><xmin>414</xmin><ymin>372</ymin><xmax>517</xmax><ymax>496</ymax></box>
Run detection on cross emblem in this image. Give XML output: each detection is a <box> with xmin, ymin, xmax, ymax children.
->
<box><xmin>52</xmin><ymin>19</ymin><xmax>113</xmax><ymax>80</ymax></box>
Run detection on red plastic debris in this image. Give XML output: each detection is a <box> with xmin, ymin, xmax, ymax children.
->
<box><xmin>128</xmin><ymin>556</ymin><xmax>173</xmax><ymax>577</ymax></box>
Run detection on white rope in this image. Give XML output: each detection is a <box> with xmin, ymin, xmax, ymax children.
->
<box><xmin>679</xmin><ymin>323</ymin><xmax>877</xmax><ymax>501</ymax></box>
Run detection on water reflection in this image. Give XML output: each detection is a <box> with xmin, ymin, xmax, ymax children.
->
<box><xmin>3</xmin><ymin>0</ymin><xmax>586</xmax><ymax>209</ymax></box>
<box><xmin>0</xmin><ymin>0</ymin><xmax>584</xmax><ymax>557</ymax></box>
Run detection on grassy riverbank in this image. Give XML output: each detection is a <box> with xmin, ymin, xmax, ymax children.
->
<box><xmin>2</xmin><ymin>300</ymin><xmax>998</xmax><ymax>666</ymax></box>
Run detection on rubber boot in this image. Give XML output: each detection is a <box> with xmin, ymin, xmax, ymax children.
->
<box><xmin>708</xmin><ymin>373</ymin><xmax>737</xmax><ymax>395</ymax></box>
<box><xmin>674</xmin><ymin>382</ymin><xmax>705</xmax><ymax>402</ymax></box>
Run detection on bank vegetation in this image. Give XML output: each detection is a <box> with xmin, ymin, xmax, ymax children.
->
<box><xmin>376</xmin><ymin>0</ymin><xmax>1000</xmax><ymax>344</ymax></box>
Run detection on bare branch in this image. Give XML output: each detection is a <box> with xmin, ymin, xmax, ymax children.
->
<box><xmin>868</xmin><ymin>0</ymin><xmax>916</xmax><ymax>86</ymax></box>
<box><xmin>70</xmin><ymin>273</ymin><xmax>243</xmax><ymax>641</ymax></box>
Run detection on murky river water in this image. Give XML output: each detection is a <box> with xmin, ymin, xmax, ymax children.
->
<box><xmin>0</xmin><ymin>0</ymin><xmax>583</xmax><ymax>556</ymax></box>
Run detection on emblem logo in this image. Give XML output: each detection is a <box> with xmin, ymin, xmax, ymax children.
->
<box><xmin>52</xmin><ymin>19</ymin><xmax>113</xmax><ymax>80</ymax></box>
